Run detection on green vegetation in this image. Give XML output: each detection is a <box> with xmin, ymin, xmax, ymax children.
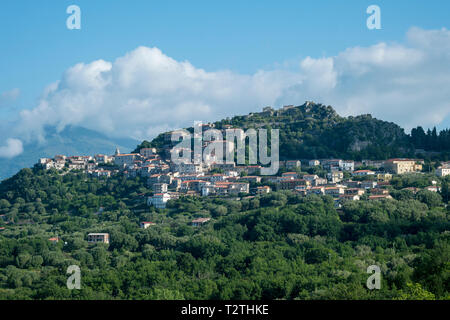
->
<box><xmin>0</xmin><ymin>168</ymin><xmax>448</xmax><ymax>300</ymax></box>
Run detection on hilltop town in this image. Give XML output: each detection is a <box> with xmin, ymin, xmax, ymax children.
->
<box><xmin>36</xmin><ymin>141</ymin><xmax>449</xmax><ymax>211</ymax></box>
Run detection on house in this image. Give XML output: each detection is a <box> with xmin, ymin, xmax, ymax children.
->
<box><xmin>181</xmin><ymin>180</ymin><xmax>206</xmax><ymax>193</ymax></box>
<box><xmin>281</xmin><ymin>172</ymin><xmax>298</xmax><ymax>179</ymax></box>
<box><xmin>239</xmin><ymin>176</ymin><xmax>262</xmax><ymax>184</ymax></box>
<box><xmin>294</xmin><ymin>185</ymin><xmax>308</xmax><ymax>195</ymax></box>
<box><xmin>308</xmin><ymin>159</ymin><xmax>320</xmax><ymax>167</ymax></box>
<box><xmin>140</xmin><ymin>221</ymin><xmax>156</xmax><ymax>229</ymax></box>
<box><xmin>256</xmin><ymin>186</ymin><xmax>271</xmax><ymax>194</ymax></box>
<box><xmin>402</xmin><ymin>187</ymin><xmax>420</xmax><ymax>194</ymax></box>
<box><xmin>87</xmin><ymin>233</ymin><xmax>110</xmax><ymax>244</ymax></box>
<box><xmin>303</xmin><ymin>174</ymin><xmax>326</xmax><ymax>186</ymax></box>
<box><xmin>48</xmin><ymin>237</ymin><xmax>59</xmax><ymax>243</ymax></box>
<box><xmin>278</xmin><ymin>179</ymin><xmax>309</xmax><ymax>190</ymax></box>
<box><xmin>312</xmin><ymin>177</ymin><xmax>327</xmax><ymax>186</ymax></box>
<box><xmin>95</xmin><ymin>154</ymin><xmax>112</xmax><ymax>164</ymax></box>
<box><xmin>384</xmin><ymin>159</ymin><xmax>423</xmax><ymax>174</ymax></box>
<box><xmin>368</xmin><ymin>195</ymin><xmax>393</xmax><ymax>200</ymax></box>
<box><xmin>228</xmin><ymin>182</ymin><xmax>250</xmax><ymax>195</ymax></box>
<box><xmin>285</xmin><ymin>160</ymin><xmax>301</xmax><ymax>169</ymax></box>
<box><xmin>90</xmin><ymin>170</ymin><xmax>112</xmax><ymax>178</ymax></box>
<box><xmin>345</xmin><ymin>188</ymin><xmax>365</xmax><ymax>196</ymax></box>
<box><xmin>192</xmin><ymin>218</ymin><xmax>211</xmax><ymax>227</ymax></box>
<box><xmin>339</xmin><ymin>194</ymin><xmax>360</xmax><ymax>201</ymax></box>
<box><xmin>340</xmin><ymin>160</ymin><xmax>355</xmax><ymax>172</ymax></box>
<box><xmin>0</xmin><ymin>227</ymin><xmax>6</xmax><ymax>232</ymax></box>
<box><xmin>344</xmin><ymin>180</ymin><xmax>361</xmax><ymax>188</ymax></box>
<box><xmin>425</xmin><ymin>186</ymin><xmax>440</xmax><ymax>193</ymax></box>
<box><xmin>153</xmin><ymin>183</ymin><xmax>168</xmax><ymax>194</ymax></box>
<box><xmin>377</xmin><ymin>173</ymin><xmax>393</xmax><ymax>182</ymax></box>
<box><xmin>327</xmin><ymin>171</ymin><xmax>344</xmax><ymax>183</ymax></box>
<box><xmin>324</xmin><ymin>187</ymin><xmax>346</xmax><ymax>196</ymax></box>
<box><xmin>436</xmin><ymin>166</ymin><xmax>450</xmax><ymax>177</ymax></box>
<box><xmin>371</xmin><ymin>188</ymin><xmax>389</xmax><ymax>195</ymax></box>
<box><xmin>206</xmin><ymin>174</ymin><xmax>227</xmax><ymax>183</ymax></box>
<box><xmin>322</xmin><ymin>159</ymin><xmax>343</xmax><ymax>171</ymax></box>
<box><xmin>175</xmin><ymin>162</ymin><xmax>203</xmax><ymax>174</ymax></box>
<box><xmin>361</xmin><ymin>181</ymin><xmax>378</xmax><ymax>189</ymax></box>
<box><xmin>353</xmin><ymin>170</ymin><xmax>376</xmax><ymax>176</ymax></box>
<box><xmin>140</xmin><ymin>148</ymin><xmax>157</xmax><ymax>158</ymax></box>
<box><xmin>114</xmin><ymin>153</ymin><xmax>140</xmax><ymax>167</ymax></box>
<box><xmin>148</xmin><ymin>193</ymin><xmax>171</xmax><ymax>209</ymax></box>
<box><xmin>308</xmin><ymin>186</ymin><xmax>325</xmax><ymax>195</ymax></box>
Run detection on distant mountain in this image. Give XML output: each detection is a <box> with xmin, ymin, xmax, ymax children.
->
<box><xmin>0</xmin><ymin>126</ymin><xmax>139</xmax><ymax>181</ymax></box>
<box><xmin>136</xmin><ymin>102</ymin><xmax>416</xmax><ymax>161</ymax></box>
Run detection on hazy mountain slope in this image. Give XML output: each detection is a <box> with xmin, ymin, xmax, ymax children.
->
<box><xmin>0</xmin><ymin>126</ymin><xmax>139</xmax><ymax>181</ymax></box>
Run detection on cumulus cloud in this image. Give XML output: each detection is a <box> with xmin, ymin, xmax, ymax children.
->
<box><xmin>12</xmin><ymin>27</ymin><xmax>450</xmax><ymax>147</ymax></box>
<box><xmin>0</xmin><ymin>138</ymin><xmax>23</xmax><ymax>158</ymax></box>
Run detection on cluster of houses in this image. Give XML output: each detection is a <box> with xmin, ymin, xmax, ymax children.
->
<box><xmin>27</xmin><ymin>146</ymin><xmax>449</xmax><ymax>246</ymax></box>
<box><xmin>37</xmin><ymin>134</ymin><xmax>448</xmax><ymax>212</ymax></box>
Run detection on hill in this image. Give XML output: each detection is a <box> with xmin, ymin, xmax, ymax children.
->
<box><xmin>134</xmin><ymin>102</ymin><xmax>415</xmax><ymax>160</ymax></box>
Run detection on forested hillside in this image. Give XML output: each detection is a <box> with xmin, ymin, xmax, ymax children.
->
<box><xmin>0</xmin><ymin>168</ymin><xmax>448</xmax><ymax>299</ymax></box>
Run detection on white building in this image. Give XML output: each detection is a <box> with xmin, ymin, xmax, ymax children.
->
<box><xmin>436</xmin><ymin>166</ymin><xmax>450</xmax><ymax>177</ymax></box>
<box><xmin>95</xmin><ymin>154</ymin><xmax>112</xmax><ymax>164</ymax></box>
<box><xmin>175</xmin><ymin>162</ymin><xmax>203</xmax><ymax>174</ymax></box>
<box><xmin>140</xmin><ymin>221</ymin><xmax>156</xmax><ymax>229</ymax></box>
<box><xmin>353</xmin><ymin>170</ymin><xmax>376</xmax><ymax>176</ymax></box>
<box><xmin>340</xmin><ymin>160</ymin><xmax>355</xmax><ymax>172</ymax></box>
<box><xmin>114</xmin><ymin>153</ymin><xmax>139</xmax><ymax>167</ymax></box>
<box><xmin>148</xmin><ymin>193</ymin><xmax>171</xmax><ymax>209</ymax></box>
<box><xmin>87</xmin><ymin>233</ymin><xmax>110</xmax><ymax>244</ymax></box>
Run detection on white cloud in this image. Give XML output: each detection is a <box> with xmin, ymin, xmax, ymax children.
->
<box><xmin>12</xmin><ymin>27</ymin><xmax>450</xmax><ymax>148</ymax></box>
<box><xmin>0</xmin><ymin>139</ymin><xmax>23</xmax><ymax>158</ymax></box>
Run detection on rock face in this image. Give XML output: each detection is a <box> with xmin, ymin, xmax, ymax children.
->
<box><xmin>350</xmin><ymin>140</ymin><xmax>370</xmax><ymax>152</ymax></box>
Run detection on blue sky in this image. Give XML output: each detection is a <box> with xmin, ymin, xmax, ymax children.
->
<box><xmin>0</xmin><ymin>0</ymin><xmax>450</xmax><ymax>157</ymax></box>
<box><xmin>1</xmin><ymin>0</ymin><xmax>449</xmax><ymax>112</ymax></box>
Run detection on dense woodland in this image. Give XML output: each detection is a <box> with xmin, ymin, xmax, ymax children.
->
<box><xmin>0</xmin><ymin>168</ymin><xmax>448</xmax><ymax>300</ymax></box>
